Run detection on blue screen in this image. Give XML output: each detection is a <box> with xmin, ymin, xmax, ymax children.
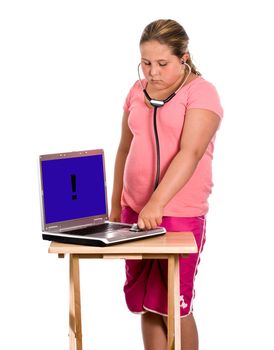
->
<box><xmin>41</xmin><ymin>154</ymin><xmax>107</xmax><ymax>224</ymax></box>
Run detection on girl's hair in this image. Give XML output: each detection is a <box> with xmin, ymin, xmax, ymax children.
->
<box><xmin>140</xmin><ymin>19</ymin><xmax>201</xmax><ymax>76</ymax></box>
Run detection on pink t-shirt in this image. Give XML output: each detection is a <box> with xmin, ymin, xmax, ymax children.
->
<box><xmin>122</xmin><ymin>76</ymin><xmax>223</xmax><ymax>217</ymax></box>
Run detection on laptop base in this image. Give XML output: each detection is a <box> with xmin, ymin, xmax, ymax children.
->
<box><xmin>42</xmin><ymin>230</ymin><xmax>166</xmax><ymax>247</ymax></box>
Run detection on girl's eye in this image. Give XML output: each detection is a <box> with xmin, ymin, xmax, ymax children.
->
<box><xmin>142</xmin><ymin>61</ymin><xmax>167</xmax><ymax>67</ymax></box>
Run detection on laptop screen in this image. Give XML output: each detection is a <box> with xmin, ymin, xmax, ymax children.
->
<box><xmin>40</xmin><ymin>152</ymin><xmax>107</xmax><ymax>225</ymax></box>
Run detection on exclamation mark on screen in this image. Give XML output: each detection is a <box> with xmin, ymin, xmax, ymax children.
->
<box><xmin>71</xmin><ymin>174</ymin><xmax>77</xmax><ymax>200</ymax></box>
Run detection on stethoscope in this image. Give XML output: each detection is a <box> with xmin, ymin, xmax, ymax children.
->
<box><xmin>137</xmin><ymin>61</ymin><xmax>191</xmax><ymax>190</ymax></box>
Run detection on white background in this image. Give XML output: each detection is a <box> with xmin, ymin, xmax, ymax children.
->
<box><xmin>1</xmin><ymin>0</ymin><xmax>274</xmax><ymax>349</ymax></box>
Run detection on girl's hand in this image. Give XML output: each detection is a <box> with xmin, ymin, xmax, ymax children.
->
<box><xmin>109</xmin><ymin>205</ymin><xmax>122</xmax><ymax>222</ymax></box>
<box><xmin>137</xmin><ymin>200</ymin><xmax>163</xmax><ymax>230</ymax></box>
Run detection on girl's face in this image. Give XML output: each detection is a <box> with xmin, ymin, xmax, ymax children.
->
<box><xmin>140</xmin><ymin>40</ymin><xmax>186</xmax><ymax>91</ymax></box>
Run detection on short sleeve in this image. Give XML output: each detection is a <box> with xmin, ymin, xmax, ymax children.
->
<box><xmin>123</xmin><ymin>81</ymin><xmax>139</xmax><ymax>113</ymax></box>
<box><xmin>123</xmin><ymin>89</ymin><xmax>131</xmax><ymax>112</ymax></box>
<box><xmin>186</xmin><ymin>79</ymin><xmax>223</xmax><ymax>119</ymax></box>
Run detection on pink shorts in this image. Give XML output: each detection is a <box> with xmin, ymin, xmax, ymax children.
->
<box><xmin>121</xmin><ymin>206</ymin><xmax>206</xmax><ymax>317</ymax></box>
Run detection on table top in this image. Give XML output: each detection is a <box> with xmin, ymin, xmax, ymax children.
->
<box><xmin>48</xmin><ymin>232</ymin><xmax>197</xmax><ymax>255</ymax></box>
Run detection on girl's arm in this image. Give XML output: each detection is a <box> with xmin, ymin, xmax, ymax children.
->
<box><xmin>109</xmin><ymin>111</ymin><xmax>133</xmax><ymax>222</ymax></box>
<box><xmin>137</xmin><ymin>108</ymin><xmax>221</xmax><ymax>229</ymax></box>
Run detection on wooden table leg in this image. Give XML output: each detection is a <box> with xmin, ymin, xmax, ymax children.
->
<box><xmin>69</xmin><ymin>254</ymin><xmax>83</xmax><ymax>350</ymax></box>
<box><xmin>168</xmin><ymin>255</ymin><xmax>181</xmax><ymax>350</ymax></box>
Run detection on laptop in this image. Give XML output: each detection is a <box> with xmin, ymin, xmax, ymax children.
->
<box><xmin>39</xmin><ymin>149</ymin><xmax>166</xmax><ymax>246</ymax></box>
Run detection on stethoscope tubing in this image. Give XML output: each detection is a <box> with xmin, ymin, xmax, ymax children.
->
<box><xmin>137</xmin><ymin>62</ymin><xmax>191</xmax><ymax>190</ymax></box>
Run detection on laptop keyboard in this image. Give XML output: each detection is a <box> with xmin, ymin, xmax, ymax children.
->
<box><xmin>65</xmin><ymin>223</ymin><xmax>131</xmax><ymax>236</ymax></box>
<box><xmin>61</xmin><ymin>222</ymin><xmax>165</xmax><ymax>243</ymax></box>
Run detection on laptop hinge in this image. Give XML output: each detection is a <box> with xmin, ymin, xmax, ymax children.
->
<box><xmin>94</xmin><ymin>218</ymin><xmax>104</xmax><ymax>224</ymax></box>
<box><xmin>59</xmin><ymin>219</ymin><xmax>105</xmax><ymax>232</ymax></box>
<box><xmin>47</xmin><ymin>225</ymin><xmax>58</xmax><ymax>231</ymax></box>
<box><xmin>60</xmin><ymin>224</ymin><xmax>90</xmax><ymax>232</ymax></box>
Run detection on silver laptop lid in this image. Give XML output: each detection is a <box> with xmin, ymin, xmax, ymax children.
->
<box><xmin>39</xmin><ymin>149</ymin><xmax>108</xmax><ymax>232</ymax></box>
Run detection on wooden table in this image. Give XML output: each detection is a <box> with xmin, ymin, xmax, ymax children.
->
<box><xmin>49</xmin><ymin>232</ymin><xmax>197</xmax><ymax>350</ymax></box>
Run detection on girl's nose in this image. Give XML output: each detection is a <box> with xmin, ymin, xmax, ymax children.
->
<box><xmin>149</xmin><ymin>64</ymin><xmax>159</xmax><ymax>77</ymax></box>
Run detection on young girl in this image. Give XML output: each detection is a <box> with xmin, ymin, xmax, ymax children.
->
<box><xmin>110</xmin><ymin>19</ymin><xmax>223</xmax><ymax>350</ymax></box>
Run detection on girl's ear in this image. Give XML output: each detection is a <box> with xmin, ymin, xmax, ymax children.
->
<box><xmin>181</xmin><ymin>53</ymin><xmax>190</xmax><ymax>64</ymax></box>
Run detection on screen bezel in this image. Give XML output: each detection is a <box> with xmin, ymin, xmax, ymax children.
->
<box><xmin>39</xmin><ymin>149</ymin><xmax>108</xmax><ymax>232</ymax></box>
